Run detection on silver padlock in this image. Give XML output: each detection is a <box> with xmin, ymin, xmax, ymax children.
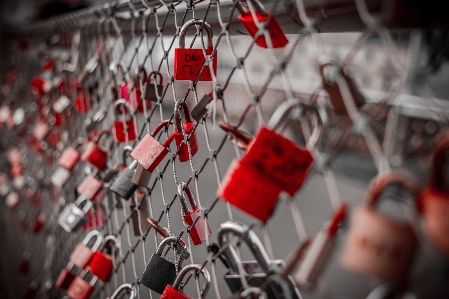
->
<box><xmin>58</xmin><ymin>196</ymin><xmax>92</xmax><ymax>233</ymax></box>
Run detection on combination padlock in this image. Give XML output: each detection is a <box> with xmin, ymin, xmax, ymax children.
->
<box><xmin>81</xmin><ymin>129</ymin><xmax>112</xmax><ymax>171</ymax></box>
<box><xmin>131</xmin><ymin>120</ymin><xmax>175</xmax><ymax>172</ymax></box>
<box><xmin>76</xmin><ymin>174</ymin><xmax>103</xmax><ymax>201</ymax></box>
<box><xmin>140</xmin><ymin>236</ymin><xmax>188</xmax><ymax>294</ymax></box>
<box><xmin>218</xmin><ymin>220</ymin><xmax>302</xmax><ymax>299</ymax></box>
<box><xmin>143</xmin><ymin>71</ymin><xmax>164</xmax><ymax>103</ymax></box>
<box><xmin>160</xmin><ymin>264</ymin><xmax>210</xmax><ymax>299</ymax></box>
<box><xmin>88</xmin><ymin>235</ymin><xmax>118</xmax><ymax>282</ymax></box>
<box><xmin>107</xmin><ymin>283</ymin><xmax>136</xmax><ymax>299</ymax></box>
<box><xmin>130</xmin><ymin>189</ymin><xmax>151</xmax><ymax>236</ymax></box>
<box><xmin>66</xmin><ymin>269</ymin><xmax>97</xmax><ymax>299</ymax></box>
<box><xmin>234</xmin><ymin>0</ymin><xmax>288</xmax><ymax>48</ymax></box>
<box><xmin>58</xmin><ymin>196</ymin><xmax>92</xmax><ymax>233</ymax></box>
<box><xmin>284</xmin><ymin>204</ymin><xmax>346</xmax><ymax>289</ymax></box>
<box><xmin>109</xmin><ymin>146</ymin><xmax>139</xmax><ymax>200</ymax></box>
<box><xmin>340</xmin><ymin>173</ymin><xmax>420</xmax><ymax>282</ymax></box>
<box><xmin>419</xmin><ymin>136</ymin><xmax>449</xmax><ymax>255</ymax></box>
<box><xmin>217</xmin><ymin>98</ymin><xmax>325</xmax><ymax>222</ymax></box>
<box><xmin>174</xmin><ymin>101</ymin><xmax>199</xmax><ymax>162</ymax></box>
<box><xmin>174</xmin><ymin>19</ymin><xmax>217</xmax><ymax>81</ymax></box>
<box><xmin>113</xmin><ymin>99</ymin><xmax>137</xmax><ymax>143</ymax></box>
<box><xmin>319</xmin><ymin>56</ymin><xmax>366</xmax><ymax>115</ymax></box>
<box><xmin>178</xmin><ymin>183</ymin><xmax>212</xmax><ymax>245</ymax></box>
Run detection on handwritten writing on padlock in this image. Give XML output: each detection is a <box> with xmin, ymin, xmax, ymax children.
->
<box><xmin>174</xmin><ymin>19</ymin><xmax>217</xmax><ymax>81</ymax></box>
<box><xmin>218</xmin><ymin>98</ymin><xmax>324</xmax><ymax>222</ymax></box>
<box><xmin>340</xmin><ymin>173</ymin><xmax>420</xmax><ymax>282</ymax></box>
<box><xmin>419</xmin><ymin>136</ymin><xmax>449</xmax><ymax>255</ymax></box>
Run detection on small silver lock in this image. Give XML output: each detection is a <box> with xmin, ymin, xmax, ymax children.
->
<box><xmin>58</xmin><ymin>196</ymin><xmax>92</xmax><ymax>233</ymax></box>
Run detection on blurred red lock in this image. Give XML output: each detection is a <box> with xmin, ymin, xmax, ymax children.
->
<box><xmin>113</xmin><ymin>100</ymin><xmax>137</xmax><ymax>143</ymax></box>
<box><xmin>131</xmin><ymin>120</ymin><xmax>175</xmax><ymax>172</ymax></box>
<box><xmin>66</xmin><ymin>269</ymin><xmax>97</xmax><ymax>299</ymax></box>
<box><xmin>174</xmin><ymin>101</ymin><xmax>199</xmax><ymax>162</ymax></box>
<box><xmin>81</xmin><ymin>129</ymin><xmax>111</xmax><ymax>170</ymax></box>
<box><xmin>33</xmin><ymin>213</ymin><xmax>46</xmax><ymax>234</ymax></box>
<box><xmin>174</xmin><ymin>19</ymin><xmax>217</xmax><ymax>81</ymax></box>
<box><xmin>76</xmin><ymin>174</ymin><xmax>103</xmax><ymax>201</ymax></box>
<box><xmin>88</xmin><ymin>235</ymin><xmax>117</xmax><ymax>282</ymax></box>
<box><xmin>419</xmin><ymin>136</ymin><xmax>449</xmax><ymax>255</ymax></box>
<box><xmin>58</xmin><ymin>139</ymin><xmax>83</xmax><ymax>171</ymax></box>
<box><xmin>179</xmin><ymin>183</ymin><xmax>211</xmax><ymax>245</ymax></box>
<box><xmin>75</xmin><ymin>86</ymin><xmax>89</xmax><ymax>113</ymax></box>
<box><xmin>234</xmin><ymin>0</ymin><xmax>288</xmax><ymax>48</ymax></box>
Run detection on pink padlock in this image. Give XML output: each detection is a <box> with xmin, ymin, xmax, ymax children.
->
<box><xmin>70</xmin><ymin>230</ymin><xmax>103</xmax><ymax>269</ymax></box>
<box><xmin>340</xmin><ymin>173</ymin><xmax>420</xmax><ymax>282</ymax></box>
<box><xmin>76</xmin><ymin>174</ymin><xmax>103</xmax><ymax>201</ymax></box>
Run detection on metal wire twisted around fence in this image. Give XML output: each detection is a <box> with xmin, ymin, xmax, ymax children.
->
<box><xmin>1</xmin><ymin>0</ymin><xmax>449</xmax><ymax>298</ymax></box>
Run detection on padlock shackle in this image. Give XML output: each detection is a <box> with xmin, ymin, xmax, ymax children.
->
<box><xmin>99</xmin><ymin>235</ymin><xmax>118</xmax><ymax>253</ymax></box>
<box><xmin>74</xmin><ymin>195</ymin><xmax>93</xmax><ymax>213</ymax></box>
<box><xmin>178</xmin><ymin>182</ymin><xmax>197</xmax><ymax>213</ymax></box>
<box><xmin>113</xmin><ymin>99</ymin><xmax>135</xmax><ymax>119</ymax></box>
<box><xmin>122</xmin><ymin>145</ymin><xmax>135</xmax><ymax>167</ymax></box>
<box><xmin>429</xmin><ymin>136</ymin><xmax>449</xmax><ymax>192</ymax></box>
<box><xmin>172</xmin><ymin>264</ymin><xmax>210</xmax><ymax>298</ymax></box>
<box><xmin>179</xmin><ymin>19</ymin><xmax>213</xmax><ymax>50</ymax></box>
<box><xmin>110</xmin><ymin>283</ymin><xmax>136</xmax><ymax>299</ymax></box>
<box><xmin>156</xmin><ymin>235</ymin><xmax>185</xmax><ymax>256</ymax></box>
<box><xmin>367</xmin><ymin>173</ymin><xmax>420</xmax><ymax>209</ymax></box>
<box><xmin>146</xmin><ymin>71</ymin><xmax>163</xmax><ymax>86</ymax></box>
<box><xmin>217</xmin><ymin>220</ymin><xmax>272</xmax><ymax>272</ymax></box>
<box><xmin>93</xmin><ymin>129</ymin><xmax>112</xmax><ymax>144</ymax></box>
<box><xmin>151</xmin><ymin>120</ymin><xmax>175</xmax><ymax>147</ymax></box>
<box><xmin>219</xmin><ymin>121</ymin><xmax>253</xmax><ymax>149</ymax></box>
<box><xmin>81</xmin><ymin>229</ymin><xmax>103</xmax><ymax>251</ymax></box>
<box><xmin>267</xmin><ymin>98</ymin><xmax>326</xmax><ymax>151</ymax></box>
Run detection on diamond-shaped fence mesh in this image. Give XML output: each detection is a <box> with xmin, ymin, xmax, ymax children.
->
<box><xmin>1</xmin><ymin>0</ymin><xmax>449</xmax><ymax>298</ymax></box>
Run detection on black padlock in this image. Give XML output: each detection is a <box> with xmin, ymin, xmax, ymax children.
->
<box><xmin>143</xmin><ymin>71</ymin><xmax>164</xmax><ymax>102</ymax></box>
<box><xmin>109</xmin><ymin>146</ymin><xmax>139</xmax><ymax>200</ymax></box>
<box><xmin>58</xmin><ymin>196</ymin><xmax>92</xmax><ymax>233</ymax></box>
<box><xmin>140</xmin><ymin>236</ymin><xmax>187</xmax><ymax>294</ymax></box>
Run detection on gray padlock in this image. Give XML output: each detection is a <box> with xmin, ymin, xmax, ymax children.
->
<box><xmin>143</xmin><ymin>71</ymin><xmax>164</xmax><ymax>102</ymax></box>
<box><xmin>191</xmin><ymin>85</ymin><xmax>223</xmax><ymax>122</ymax></box>
<box><xmin>140</xmin><ymin>236</ymin><xmax>187</xmax><ymax>294</ymax></box>
<box><xmin>109</xmin><ymin>146</ymin><xmax>139</xmax><ymax>200</ymax></box>
<box><xmin>218</xmin><ymin>220</ymin><xmax>302</xmax><ymax>299</ymax></box>
<box><xmin>58</xmin><ymin>196</ymin><xmax>92</xmax><ymax>233</ymax></box>
<box><xmin>132</xmin><ymin>163</ymin><xmax>152</xmax><ymax>187</ymax></box>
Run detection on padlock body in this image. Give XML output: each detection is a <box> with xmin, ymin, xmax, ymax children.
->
<box><xmin>340</xmin><ymin>208</ymin><xmax>417</xmax><ymax>282</ymax></box>
<box><xmin>191</xmin><ymin>93</ymin><xmax>212</xmax><ymax>122</ymax></box>
<box><xmin>75</xmin><ymin>96</ymin><xmax>88</xmax><ymax>113</ymax></box>
<box><xmin>76</xmin><ymin>174</ymin><xmax>103</xmax><ymax>200</ymax></box>
<box><xmin>238</xmin><ymin>11</ymin><xmax>288</xmax><ymax>48</ymax></box>
<box><xmin>89</xmin><ymin>251</ymin><xmax>114</xmax><ymax>282</ymax></box>
<box><xmin>174</xmin><ymin>48</ymin><xmax>217</xmax><ymax>81</ymax></box>
<box><xmin>183</xmin><ymin>207</ymin><xmax>212</xmax><ymax>245</ymax></box>
<box><xmin>66</xmin><ymin>276</ymin><xmax>94</xmax><ymax>299</ymax></box>
<box><xmin>217</xmin><ymin>158</ymin><xmax>282</xmax><ymax>222</ymax></box>
<box><xmin>70</xmin><ymin>243</ymin><xmax>94</xmax><ymax>269</ymax></box>
<box><xmin>240</xmin><ymin>127</ymin><xmax>314</xmax><ymax>196</ymax></box>
<box><xmin>175</xmin><ymin>121</ymin><xmax>199</xmax><ymax>162</ymax></box>
<box><xmin>140</xmin><ymin>253</ymin><xmax>177</xmax><ymax>294</ymax></box>
<box><xmin>132</xmin><ymin>164</ymin><xmax>152</xmax><ymax>187</ymax></box>
<box><xmin>161</xmin><ymin>285</ymin><xmax>193</xmax><ymax>299</ymax></box>
<box><xmin>323</xmin><ymin>72</ymin><xmax>365</xmax><ymax>115</ymax></box>
<box><xmin>33</xmin><ymin>214</ymin><xmax>46</xmax><ymax>233</ymax></box>
<box><xmin>109</xmin><ymin>167</ymin><xmax>138</xmax><ymax>200</ymax></box>
<box><xmin>58</xmin><ymin>203</ymin><xmax>87</xmax><ymax>232</ymax></box>
<box><xmin>113</xmin><ymin>119</ymin><xmax>137</xmax><ymax>142</ymax></box>
<box><xmin>131</xmin><ymin>134</ymin><xmax>169</xmax><ymax>172</ymax></box>
<box><xmin>81</xmin><ymin>142</ymin><xmax>108</xmax><ymax>170</ymax></box>
<box><xmin>51</xmin><ymin>167</ymin><xmax>71</xmax><ymax>188</ymax></box>
<box><xmin>144</xmin><ymin>82</ymin><xmax>164</xmax><ymax>102</ymax></box>
<box><xmin>58</xmin><ymin>147</ymin><xmax>80</xmax><ymax>171</ymax></box>
<box><xmin>55</xmin><ymin>269</ymin><xmax>76</xmax><ymax>290</ymax></box>
<box><xmin>293</xmin><ymin>230</ymin><xmax>335</xmax><ymax>288</ymax></box>
<box><xmin>33</xmin><ymin>121</ymin><xmax>49</xmax><ymax>141</ymax></box>
<box><xmin>420</xmin><ymin>189</ymin><xmax>449</xmax><ymax>255</ymax></box>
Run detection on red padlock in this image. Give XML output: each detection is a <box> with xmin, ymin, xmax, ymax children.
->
<box><xmin>234</xmin><ymin>0</ymin><xmax>288</xmax><ymax>48</ymax></box>
<box><xmin>88</xmin><ymin>235</ymin><xmax>117</xmax><ymax>282</ymax></box>
<box><xmin>113</xmin><ymin>99</ymin><xmax>137</xmax><ymax>143</ymax></box>
<box><xmin>217</xmin><ymin>98</ymin><xmax>324</xmax><ymax>222</ymax></box>
<box><xmin>76</xmin><ymin>174</ymin><xmax>103</xmax><ymax>201</ymax></box>
<box><xmin>66</xmin><ymin>269</ymin><xmax>97</xmax><ymax>299</ymax></box>
<box><xmin>55</xmin><ymin>269</ymin><xmax>77</xmax><ymax>291</ymax></box>
<box><xmin>81</xmin><ymin>129</ymin><xmax>112</xmax><ymax>170</ymax></box>
<box><xmin>75</xmin><ymin>86</ymin><xmax>89</xmax><ymax>113</ymax></box>
<box><xmin>131</xmin><ymin>120</ymin><xmax>175</xmax><ymax>172</ymax></box>
<box><xmin>174</xmin><ymin>19</ymin><xmax>217</xmax><ymax>81</ymax></box>
<box><xmin>174</xmin><ymin>101</ymin><xmax>199</xmax><ymax>162</ymax></box>
<box><xmin>160</xmin><ymin>264</ymin><xmax>210</xmax><ymax>299</ymax></box>
<box><xmin>340</xmin><ymin>173</ymin><xmax>420</xmax><ymax>282</ymax></box>
<box><xmin>82</xmin><ymin>203</ymin><xmax>107</xmax><ymax>230</ymax></box>
<box><xmin>70</xmin><ymin>230</ymin><xmax>103</xmax><ymax>269</ymax></box>
<box><xmin>179</xmin><ymin>183</ymin><xmax>212</xmax><ymax>245</ymax></box>
<box><xmin>58</xmin><ymin>138</ymin><xmax>84</xmax><ymax>171</ymax></box>
<box><xmin>419</xmin><ymin>136</ymin><xmax>449</xmax><ymax>255</ymax></box>
<box><xmin>33</xmin><ymin>213</ymin><xmax>47</xmax><ymax>234</ymax></box>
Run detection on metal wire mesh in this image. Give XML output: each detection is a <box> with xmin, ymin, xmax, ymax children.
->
<box><xmin>1</xmin><ymin>1</ymin><xmax>449</xmax><ymax>299</ymax></box>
